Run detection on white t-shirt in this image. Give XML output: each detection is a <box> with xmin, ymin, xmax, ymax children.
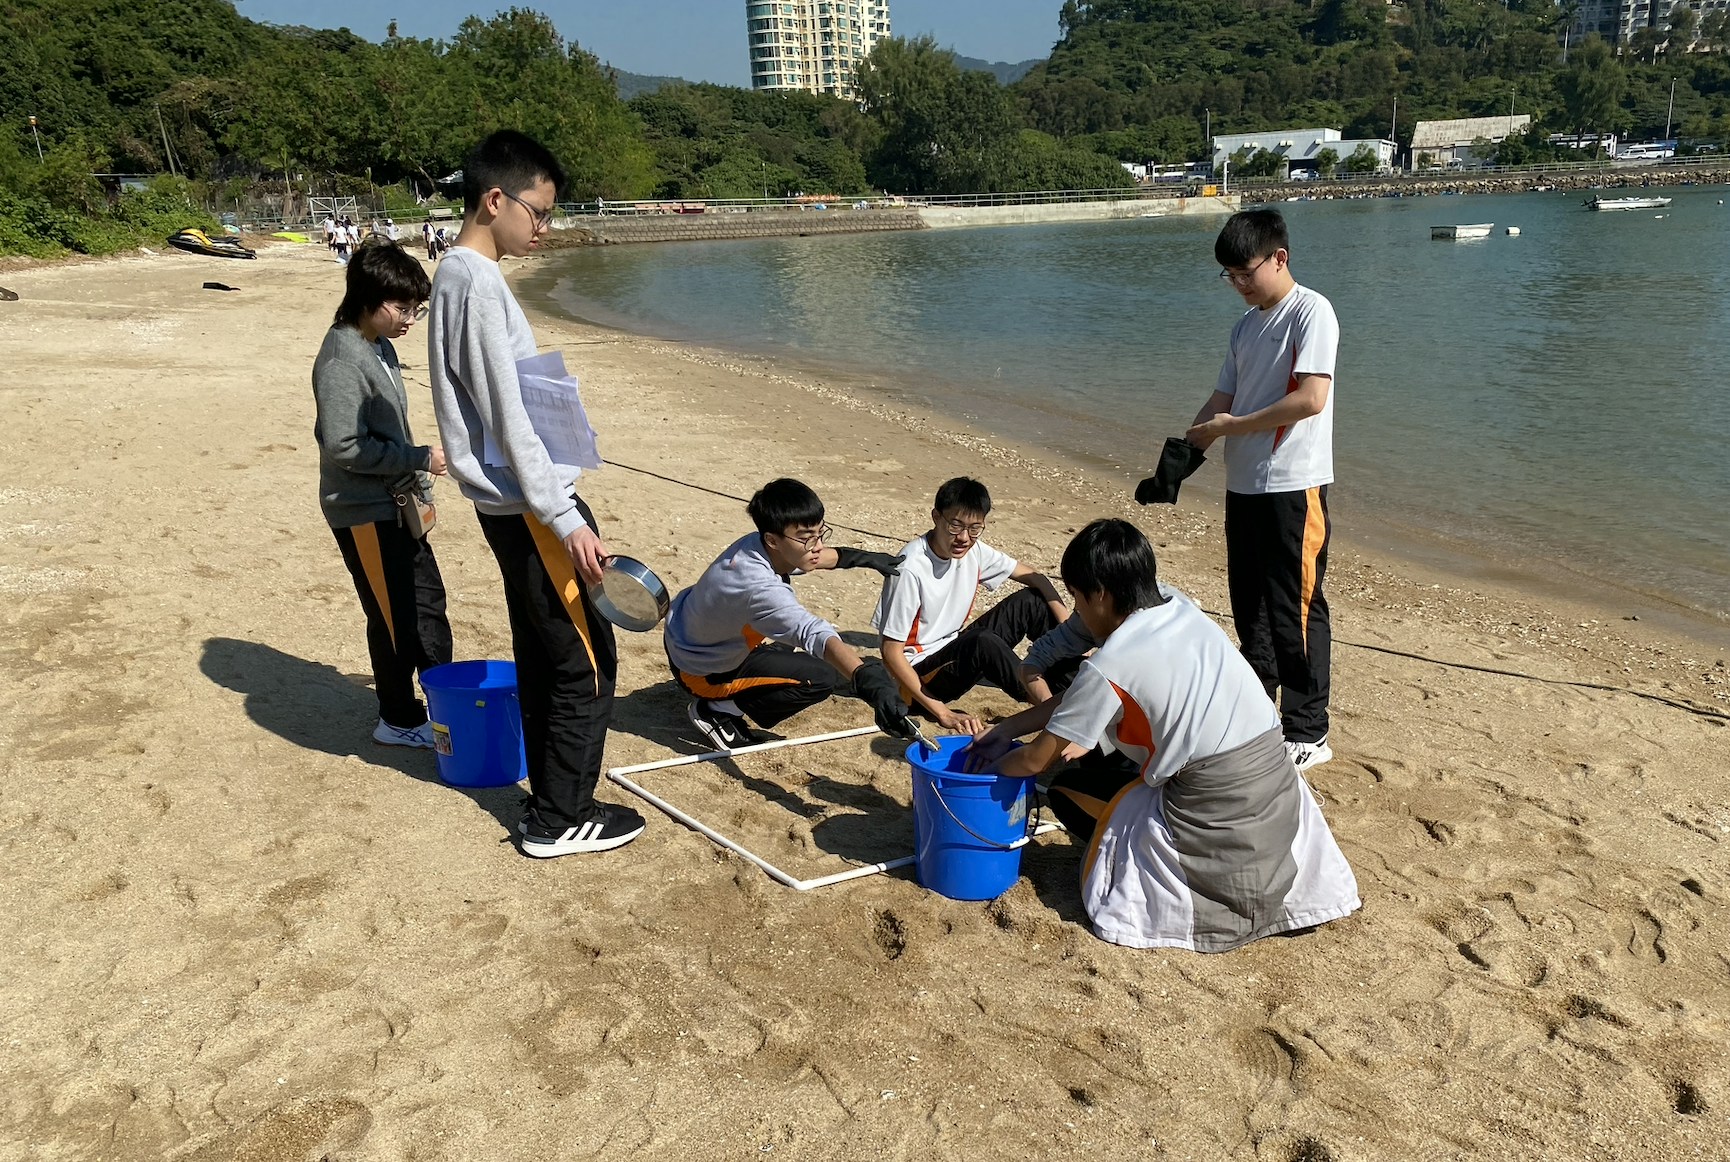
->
<box><xmin>872</xmin><ymin>536</ymin><xmax>1016</xmax><ymax>663</ymax></box>
<box><xmin>1046</xmin><ymin>588</ymin><xmax>1279</xmax><ymax>786</ymax></box>
<box><xmin>1215</xmin><ymin>283</ymin><xmax>1338</xmax><ymax>495</ymax></box>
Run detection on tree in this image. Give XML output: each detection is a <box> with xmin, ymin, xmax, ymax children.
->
<box><xmin>856</xmin><ymin>37</ymin><xmax>1020</xmax><ymax>193</ymax></box>
<box><xmin>1555</xmin><ymin>34</ymin><xmax>1626</xmax><ymax>147</ymax></box>
<box><xmin>1668</xmin><ymin>4</ymin><xmax>1698</xmax><ymax>52</ymax></box>
<box><xmin>1345</xmin><ymin>142</ymin><xmax>1381</xmax><ymax>173</ymax></box>
<box><xmin>1314</xmin><ymin>146</ymin><xmax>1340</xmax><ymax>177</ymax></box>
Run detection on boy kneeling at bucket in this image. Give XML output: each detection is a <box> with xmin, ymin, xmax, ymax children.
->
<box><xmin>967</xmin><ymin>519</ymin><xmax>1360</xmax><ymax>953</ymax></box>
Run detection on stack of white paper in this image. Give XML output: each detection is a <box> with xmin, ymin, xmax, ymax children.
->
<box><xmin>482</xmin><ymin>351</ymin><xmax>602</xmax><ymax>478</ymax></box>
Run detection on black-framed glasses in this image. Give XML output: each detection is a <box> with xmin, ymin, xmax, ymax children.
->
<box><xmin>388</xmin><ymin>301</ymin><xmax>429</xmax><ymax>321</ymax></box>
<box><xmin>501</xmin><ymin>189</ymin><xmax>555</xmax><ymax>230</ymax></box>
<box><xmin>943</xmin><ymin>518</ymin><xmax>986</xmax><ymax>538</ymax></box>
<box><xmin>1219</xmin><ymin>254</ymin><xmax>1273</xmax><ymax>285</ymax></box>
<box><xmin>780</xmin><ymin>524</ymin><xmax>832</xmax><ymax>549</ymax></box>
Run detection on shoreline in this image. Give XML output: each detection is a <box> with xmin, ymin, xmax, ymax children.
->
<box><xmin>3</xmin><ymin>242</ymin><xmax>1727</xmax><ymax>1158</ymax></box>
<box><xmin>512</xmin><ymin>253</ymin><xmax>1730</xmax><ymax>654</ymax></box>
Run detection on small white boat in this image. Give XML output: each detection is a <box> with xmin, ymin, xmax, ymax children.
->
<box><xmin>1430</xmin><ymin>223</ymin><xmax>1494</xmax><ymax>240</ymax></box>
<box><xmin>1588</xmin><ymin>195</ymin><xmax>1672</xmax><ymax>211</ymax></box>
<box><xmin>1505</xmin><ymin>226</ymin><xmax>1521</xmax><ymax>236</ymax></box>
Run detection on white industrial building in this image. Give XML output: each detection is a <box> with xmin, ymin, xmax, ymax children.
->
<box><xmin>747</xmin><ymin>1</ymin><xmax>891</xmax><ymax>101</ymax></box>
<box><xmin>1210</xmin><ymin>128</ymin><xmax>1398</xmax><ymax>178</ymax></box>
<box><xmin>1409</xmin><ymin>115</ymin><xmax>1533</xmax><ymax>168</ymax></box>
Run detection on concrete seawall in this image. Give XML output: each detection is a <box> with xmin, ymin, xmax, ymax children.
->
<box><xmin>916</xmin><ymin>194</ymin><xmax>1239</xmax><ymax>228</ymax></box>
<box><xmin>549</xmin><ymin>193</ymin><xmax>1241</xmax><ymax>246</ymax></box>
<box><xmin>558</xmin><ymin>208</ymin><xmax>924</xmax><ymax>245</ymax></box>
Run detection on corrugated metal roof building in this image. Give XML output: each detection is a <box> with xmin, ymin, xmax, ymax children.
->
<box><xmin>1410</xmin><ymin>116</ymin><xmax>1533</xmax><ymax>166</ymax></box>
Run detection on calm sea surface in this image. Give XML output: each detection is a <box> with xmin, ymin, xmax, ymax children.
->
<box><xmin>522</xmin><ymin>189</ymin><xmax>1730</xmax><ymax>619</ymax></box>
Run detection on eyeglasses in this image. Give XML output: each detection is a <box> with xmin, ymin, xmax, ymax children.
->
<box><xmin>943</xmin><ymin>518</ymin><xmax>986</xmax><ymax>538</ymax></box>
<box><xmin>387</xmin><ymin>301</ymin><xmax>429</xmax><ymax>321</ymax></box>
<box><xmin>501</xmin><ymin>189</ymin><xmax>555</xmax><ymax>231</ymax></box>
<box><xmin>779</xmin><ymin>524</ymin><xmax>832</xmax><ymax>549</ymax></box>
<box><xmin>1219</xmin><ymin>254</ymin><xmax>1273</xmax><ymax>286</ymax></box>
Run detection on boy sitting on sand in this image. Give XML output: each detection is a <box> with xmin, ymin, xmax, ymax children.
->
<box><xmin>871</xmin><ymin>477</ymin><xmax>1071</xmax><ymax>733</ymax></box>
<box><xmin>968</xmin><ymin>519</ymin><xmax>1359</xmax><ymax>953</ymax></box>
<box><xmin>663</xmin><ymin>478</ymin><xmax>916</xmax><ymax>750</ymax></box>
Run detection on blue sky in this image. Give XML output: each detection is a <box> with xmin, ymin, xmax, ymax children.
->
<box><xmin>228</xmin><ymin>1</ymin><xmax>1064</xmax><ymax>85</ymax></box>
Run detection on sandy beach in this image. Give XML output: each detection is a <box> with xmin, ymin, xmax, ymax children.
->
<box><xmin>1</xmin><ymin>240</ymin><xmax>1727</xmax><ymax>1161</ymax></box>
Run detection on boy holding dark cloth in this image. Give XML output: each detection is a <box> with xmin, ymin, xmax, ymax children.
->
<box><xmin>427</xmin><ymin>130</ymin><xmax>645</xmax><ymax>858</ymax></box>
<box><xmin>1185</xmin><ymin>209</ymin><xmax>1339</xmax><ymax>773</ymax></box>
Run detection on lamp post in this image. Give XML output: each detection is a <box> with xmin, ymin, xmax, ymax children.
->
<box><xmin>1391</xmin><ymin>97</ymin><xmax>1399</xmax><ymax>172</ymax></box>
<box><xmin>28</xmin><ymin>115</ymin><xmax>43</xmax><ymax>161</ymax></box>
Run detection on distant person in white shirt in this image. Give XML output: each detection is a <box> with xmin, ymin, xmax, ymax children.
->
<box><xmin>968</xmin><ymin>518</ymin><xmax>1359</xmax><ymax>952</ymax></box>
<box><xmin>1185</xmin><ymin>209</ymin><xmax>1340</xmax><ymax>774</ymax></box>
<box><xmin>871</xmin><ymin>476</ymin><xmax>1070</xmax><ymax>734</ymax></box>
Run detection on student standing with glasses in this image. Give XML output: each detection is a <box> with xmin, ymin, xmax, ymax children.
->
<box><xmin>1184</xmin><ymin>208</ymin><xmax>1339</xmax><ymax>775</ymax></box>
<box><xmin>427</xmin><ymin>130</ymin><xmax>647</xmax><ymax>858</ymax></box>
<box><xmin>663</xmin><ymin>478</ymin><xmax>916</xmax><ymax>752</ymax></box>
<box><xmin>313</xmin><ymin>241</ymin><xmax>453</xmax><ymax>750</ymax></box>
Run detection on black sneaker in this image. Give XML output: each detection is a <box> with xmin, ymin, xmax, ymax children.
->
<box><xmin>686</xmin><ymin>699</ymin><xmax>762</xmax><ymax>752</ymax></box>
<box><xmin>518</xmin><ymin>803</ymin><xmax>645</xmax><ymax>858</ymax></box>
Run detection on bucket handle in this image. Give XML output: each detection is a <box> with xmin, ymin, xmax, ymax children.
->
<box><xmin>927</xmin><ymin>777</ymin><xmax>1033</xmax><ymax>852</ymax></box>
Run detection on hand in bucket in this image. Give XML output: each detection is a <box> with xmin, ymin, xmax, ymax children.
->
<box><xmin>962</xmin><ymin>723</ymin><xmax>1016</xmax><ymax>773</ymax></box>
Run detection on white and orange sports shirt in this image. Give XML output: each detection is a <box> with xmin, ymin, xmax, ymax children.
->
<box><xmin>871</xmin><ymin>535</ymin><xmax>1016</xmax><ymax>664</ymax></box>
<box><xmin>1216</xmin><ymin>282</ymin><xmax>1338</xmax><ymax>496</ymax></box>
<box><xmin>1045</xmin><ymin>589</ymin><xmax>1279</xmax><ymax>785</ymax></box>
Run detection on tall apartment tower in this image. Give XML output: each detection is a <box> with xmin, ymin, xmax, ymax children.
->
<box><xmin>747</xmin><ymin>1</ymin><xmax>892</xmax><ymax>101</ymax></box>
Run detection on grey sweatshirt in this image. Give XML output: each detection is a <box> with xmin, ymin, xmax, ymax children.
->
<box><xmin>1021</xmin><ymin>582</ymin><xmax>1185</xmax><ymax>675</ymax></box>
<box><xmin>426</xmin><ymin>246</ymin><xmax>589</xmax><ymax>539</ymax></box>
<box><xmin>664</xmin><ymin>534</ymin><xmax>840</xmax><ymax>676</ymax></box>
<box><xmin>311</xmin><ymin>324</ymin><xmax>431</xmax><ymax>528</ymax></box>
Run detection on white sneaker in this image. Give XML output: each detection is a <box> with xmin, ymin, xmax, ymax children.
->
<box><xmin>373</xmin><ymin>719</ymin><xmax>436</xmax><ymax>749</ymax></box>
<box><xmin>1286</xmin><ymin>737</ymin><xmax>1333</xmax><ymax>773</ymax></box>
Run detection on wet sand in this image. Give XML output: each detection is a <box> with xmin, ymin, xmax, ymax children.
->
<box><xmin>0</xmin><ymin>242</ymin><xmax>1726</xmax><ymax>1160</ymax></box>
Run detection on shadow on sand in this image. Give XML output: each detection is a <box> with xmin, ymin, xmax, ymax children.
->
<box><xmin>198</xmin><ymin>636</ymin><xmax>522</xmax><ymax>831</ymax></box>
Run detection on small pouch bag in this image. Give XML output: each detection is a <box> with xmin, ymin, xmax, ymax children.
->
<box><xmin>389</xmin><ymin>473</ymin><xmax>437</xmax><ymax>539</ymax></box>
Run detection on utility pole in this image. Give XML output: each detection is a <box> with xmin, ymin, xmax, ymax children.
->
<box><xmin>28</xmin><ymin>115</ymin><xmax>43</xmax><ymax>161</ymax></box>
<box><xmin>1665</xmin><ymin>77</ymin><xmax>1676</xmax><ymax>140</ymax></box>
<box><xmin>1391</xmin><ymin>97</ymin><xmax>1398</xmax><ymax>170</ymax></box>
<box><xmin>1204</xmin><ymin>108</ymin><xmax>1211</xmax><ymax>173</ymax></box>
<box><xmin>155</xmin><ymin>105</ymin><xmax>177</xmax><ymax>177</ymax></box>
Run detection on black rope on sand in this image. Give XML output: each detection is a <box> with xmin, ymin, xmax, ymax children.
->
<box><xmin>1194</xmin><ymin>606</ymin><xmax>1730</xmax><ymax>724</ymax></box>
<box><xmin>603</xmin><ymin>458</ymin><xmax>904</xmax><ymax>544</ymax></box>
<box><xmin>606</xmin><ymin>458</ymin><xmax>1729</xmax><ymax>723</ymax></box>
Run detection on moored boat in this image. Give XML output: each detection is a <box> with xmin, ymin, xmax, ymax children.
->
<box><xmin>1430</xmin><ymin>223</ymin><xmax>1494</xmax><ymax>240</ymax></box>
<box><xmin>1587</xmin><ymin>196</ymin><xmax>1672</xmax><ymax>211</ymax></box>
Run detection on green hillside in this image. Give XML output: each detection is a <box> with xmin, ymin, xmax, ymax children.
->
<box><xmin>1014</xmin><ymin>0</ymin><xmax>1730</xmax><ymax>162</ymax></box>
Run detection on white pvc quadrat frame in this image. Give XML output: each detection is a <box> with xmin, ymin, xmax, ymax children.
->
<box><xmin>606</xmin><ymin>726</ymin><xmax>1063</xmax><ymax>891</ymax></box>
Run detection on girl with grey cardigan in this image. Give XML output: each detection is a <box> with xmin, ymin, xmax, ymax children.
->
<box><xmin>312</xmin><ymin>242</ymin><xmax>454</xmax><ymax>748</ymax></box>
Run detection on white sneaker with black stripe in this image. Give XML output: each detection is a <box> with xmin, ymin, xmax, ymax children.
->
<box><xmin>373</xmin><ymin>719</ymin><xmax>436</xmax><ymax>749</ymax></box>
<box><xmin>1286</xmin><ymin>737</ymin><xmax>1334</xmax><ymax>773</ymax></box>
<box><xmin>518</xmin><ymin>804</ymin><xmax>646</xmax><ymax>858</ymax></box>
<box><xmin>686</xmin><ymin>699</ymin><xmax>762</xmax><ymax>752</ymax></box>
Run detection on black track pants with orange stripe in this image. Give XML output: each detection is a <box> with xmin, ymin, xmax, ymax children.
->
<box><xmin>331</xmin><ymin>519</ymin><xmax>453</xmax><ymax>728</ymax></box>
<box><xmin>1046</xmin><ymin>750</ymin><xmax>1141</xmax><ymax>844</ymax></box>
<box><xmin>477</xmin><ymin>498</ymin><xmax>618</xmax><ymax>829</ymax></box>
<box><xmin>1225</xmin><ymin>486</ymin><xmax>1331</xmax><ymax>744</ymax></box>
<box><xmin>672</xmin><ymin>642</ymin><xmax>839</xmax><ymax>730</ymax></box>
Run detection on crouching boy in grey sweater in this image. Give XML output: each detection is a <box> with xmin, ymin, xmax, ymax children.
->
<box><xmin>427</xmin><ymin>130</ymin><xmax>645</xmax><ymax>858</ymax></box>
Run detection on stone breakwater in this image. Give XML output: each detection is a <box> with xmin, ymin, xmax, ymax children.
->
<box><xmin>1243</xmin><ymin>165</ymin><xmax>1730</xmax><ymax>200</ymax></box>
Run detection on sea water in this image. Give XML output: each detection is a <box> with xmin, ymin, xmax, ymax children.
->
<box><xmin>523</xmin><ymin>188</ymin><xmax>1730</xmax><ymax>620</ymax></box>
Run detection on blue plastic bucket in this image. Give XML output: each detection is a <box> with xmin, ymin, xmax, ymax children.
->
<box><xmin>420</xmin><ymin>660</ymin><xmax>528</xmax><ymax>788</ymax></box>
<box><xmin>907</xmin><ymin>735</ymin><xmax>1036</xmax><ymax>901</ymax></box>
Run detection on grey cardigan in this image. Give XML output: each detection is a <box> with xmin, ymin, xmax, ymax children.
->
<box><xmin>312</xmin><ymin>323</ymin><xmax>432</xmax><ymax>529</ymax></box>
